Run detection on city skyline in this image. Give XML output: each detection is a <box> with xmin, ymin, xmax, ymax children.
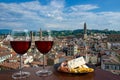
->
<box><xmin>0</xmin><ymin>0</ymin><xmax>120</xmax><ymax>31</ymax></box>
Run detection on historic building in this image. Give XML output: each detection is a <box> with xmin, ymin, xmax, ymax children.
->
<box><xmin>83</xmin><ymin>22</ymin><xmax>87</xmax><ymax>40</ymax></box>
<box><xmin>107</xmin><ymin>34</ymin><xmax>120</xmax><ymax>42</ymax></box>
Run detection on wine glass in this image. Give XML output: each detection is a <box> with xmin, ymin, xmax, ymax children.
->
<box><xmin>10</xmin><ymin>29</ymin><xmax>31</xmax><ymax>79</ymax></box>
<box><xmin>35</xmin><ymin>30</ymin><xmax>53</xmax><ymax>76</ymax></box>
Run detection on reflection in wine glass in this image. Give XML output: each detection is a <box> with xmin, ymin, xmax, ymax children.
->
<box><xmin>10</xmin><ymin>29</ymin><xmax>31</xmax><ymax>79</ymax></box>
<box><xmin>35</xmin><ymin>29</ymin><xmax>53</xmax><ymax>76</ymax></box>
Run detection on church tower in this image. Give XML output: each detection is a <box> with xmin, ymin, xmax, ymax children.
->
<box><xmin>40</xmin><ymin>28</ymin><xmax>42</xmax><ymax>40</ymax></box>
<box><xmin>83</xmin><ymin>22</ymin><xmax>88</xmax><ymax>63</ymax></box>
<box><xmin>83</xmin><ymin>22</ymin><xmax>87</xmax><ymax>40</ymax></box>
<box><xmin>30</xmin><ymin>31</ymin><xmax>34</xmax><ymax>42</ymax></box>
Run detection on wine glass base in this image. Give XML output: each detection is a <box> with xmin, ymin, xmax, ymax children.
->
<box><xmin>12</xmin><ymin>71</ymin><xmax>30</xmax><ymax>79</ymax></box>
<box><xmin>36</xmin><ymin>69</ymin><xmax>52</xmax><ymax>77</ymax></box>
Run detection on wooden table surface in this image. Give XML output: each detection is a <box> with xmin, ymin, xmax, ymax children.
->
<box><xmin>0</xmin><ymin>66</ymin><xmax>120</xmax><ymax>80</ymax></box>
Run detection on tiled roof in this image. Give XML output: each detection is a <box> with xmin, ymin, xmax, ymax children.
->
<box><xmin>0</xmin><ymin>46</ymin><xmax>16</xmax><ymax>57</ymax></box>
<box><xmin>31</xmin><ymin>61</ymin><xmax>47</xmax><ymax>65</ymax></box>
<box><xmin>0</xmin><ymin>61</ymin><xmax>19</xmax><ymax>69</ymax></box>
<box><xmin>0</xmin><ymin>52</ymin><xmax>10</xmax><ymax>57</ymax></box>
<box><xmin>0</xmin><ymin>47</ymin><xmax>11</xmax><ymax>57</ymax></box>
<box><xmin>102</xmin><ymin>55</ymin><xmax>120</xmax><ymax>64</ymax></box>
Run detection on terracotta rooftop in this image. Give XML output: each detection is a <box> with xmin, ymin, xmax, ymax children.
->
<box><xmin>102</xmin><ymin>55</ymin><xmax>120</xmax><ymax>64</ymax></box>
<box><xmin>0</xmin><ymin>46</ymin><xmax>7</xmax><ymax>51</ymax></box>
<box><xmin>7</xmin><ymin>55</ymin><xmax>19</xmax><ymax>61</ymax></box>
<box><xmin>0</xmin><ymin>52</ymin><xmax>10</xmax><ymax>57</ymax></box>
<box><xmin>30</xmin><ymin>61</ymin><xmax>47</xmax><ymax>66</ymax></box>
<box><xmin>0</xmin><ymin>61</ymin><xmax>19</xmax><ymax>69</ymax></box>
<box><xmin>0</xmin><ymin>46</ymin><xmax>12</xmax><ymax>57</ymax></box>
<box><xmin>0</xmin><ymin>46</ymin><xmax>16</xmax><ymax>57</ymax></box>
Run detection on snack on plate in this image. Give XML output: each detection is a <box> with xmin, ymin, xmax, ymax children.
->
<box><xmin>69</xmin><ymin>65</ymin><xmax>94</xmax><ymax>73</ymax></box>
<box><xmin>57</xmin><ymin>57</ymin><xmax>94</xmax><ymax>73</ymax></box>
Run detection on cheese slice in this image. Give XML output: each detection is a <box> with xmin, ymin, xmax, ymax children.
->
<box><xmin>82</xmin><ymin>64</ymin><xmax>89</xmax><ymax>68</ymax></box>
<box><xmin>68</xmin><ymin>56</ymin><xmax>86</xmax><ymax>69</ymax></box>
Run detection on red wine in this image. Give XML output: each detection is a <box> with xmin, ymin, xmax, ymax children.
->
<box><xmin>35</xmin><ymin>41</ymin><xmax>53</xmax><ymax>54</ymax></box>
<box><xmin>10</xmin><ymin>41</ymin><xmax>31</xmax><ymax>55</ymax></box>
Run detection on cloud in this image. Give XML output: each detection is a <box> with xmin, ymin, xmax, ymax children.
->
<box><xmin>0</xmin><ymin>0</ymin><xmax>120</xmax><ymax>31</ymax></box>
<box><xmin>70</xmin><ymin>4</ymin><xmax>99</xmax><ymax>12</ymax></box>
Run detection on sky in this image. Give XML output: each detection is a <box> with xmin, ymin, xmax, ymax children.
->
<box><xmin>0</xmin><ymin>0</ymin><xmax>120</xmax><ymax>31</ymax></box>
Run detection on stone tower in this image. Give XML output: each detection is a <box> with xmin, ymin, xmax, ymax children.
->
<box><xmin>40</xmin><ymin>28</ymin><xmax>42</xmax><ymax>40</ymax></box>
<box><xmin>30</xmin><ymin>31</ymin><xmax>34</xmax><ymax>41</ymax></box>
<box><xmin>83</xmin><ymin>22</ymin><xmax>87</xmax><ymax>40</ymax></box>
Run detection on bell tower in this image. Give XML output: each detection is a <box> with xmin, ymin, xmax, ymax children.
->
<box><xmin>40</xmin><ymin>28</ymin><xmax>42</xmax><ymax>40</ymax></box>
<box><xmin>83</xmin><ymin>22</ymin><xmax>87</xmax><ymax>40</ymax></box>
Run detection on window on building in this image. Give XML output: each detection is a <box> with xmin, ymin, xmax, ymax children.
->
<box><xmin>105</xmin><ymin>65</ymin><xmax>109</xmax><ymax>69</ymax></box>
<box><xmin>112</xmin><ymin>65</ymin><xmax>115</xmax><ymax>70</ymax></box>
<box><xmin>116</xmin><ymin>65</ymin><xmax>119</xmax><ymax>70</ymax></box>
<box><xmin>114</xmin><ymin>39</ymin><xmax>117</xmax><ymax>42</ymax></box>
<box><xmin>114</xmin><ymin>66</ymin><xmax>117</xmax><ymax>70</ymax></box>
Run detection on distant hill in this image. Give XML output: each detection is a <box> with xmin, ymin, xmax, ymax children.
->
<box><xmin>0</xmin><ymin>29</ymin><xmax>11</xmax><ymax>35</ymax></box>
<box><xmin>0</xmin><ymin>29</ymin><xmax>120</xmax><ymax>37</ymax></box>
<box><xmin>50</xmin><ymin>29</ymin><xmax>120</xmax><ymax>37</ymax></box>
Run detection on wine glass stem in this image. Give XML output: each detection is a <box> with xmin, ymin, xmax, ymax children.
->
<box><xmin>20</xmin><ymin>55</ymin><xmax>23</xmax><ymax>75</ymax></box>
<box><xmin>43</xmin><ymin>55</ymin><xmax>45</xmax><ymax>69</ymax></box>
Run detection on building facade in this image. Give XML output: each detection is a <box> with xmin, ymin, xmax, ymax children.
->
<box><xmin>67</xmin><ymin>44</ymin><xmax>78</xmax><ymax>56</ymax></box>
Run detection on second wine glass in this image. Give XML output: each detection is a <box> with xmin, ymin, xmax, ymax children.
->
<box><xmin>35</xmin><ymin>30</ymin><xmax>53</xmax><ymax>76</ymax></box>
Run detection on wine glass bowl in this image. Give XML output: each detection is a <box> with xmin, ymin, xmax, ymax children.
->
<box><xmin>35</xmin><ymin>30</ymin><xmax>53</xmax><ymax>76</ymax></box>
<box><xmin>35</xmin><ymin>41</ymin><xmax>53</xmax><ymax>54</ymax></box>
<box><xmin>10</xmin><ymin>29</ymin><xmax>31</xmax><ymax>79</ymax></box>
<box><xmin>10</xmin><ymin>41</ymin><xmax>31</xmax><ymax>55</ymax></box>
